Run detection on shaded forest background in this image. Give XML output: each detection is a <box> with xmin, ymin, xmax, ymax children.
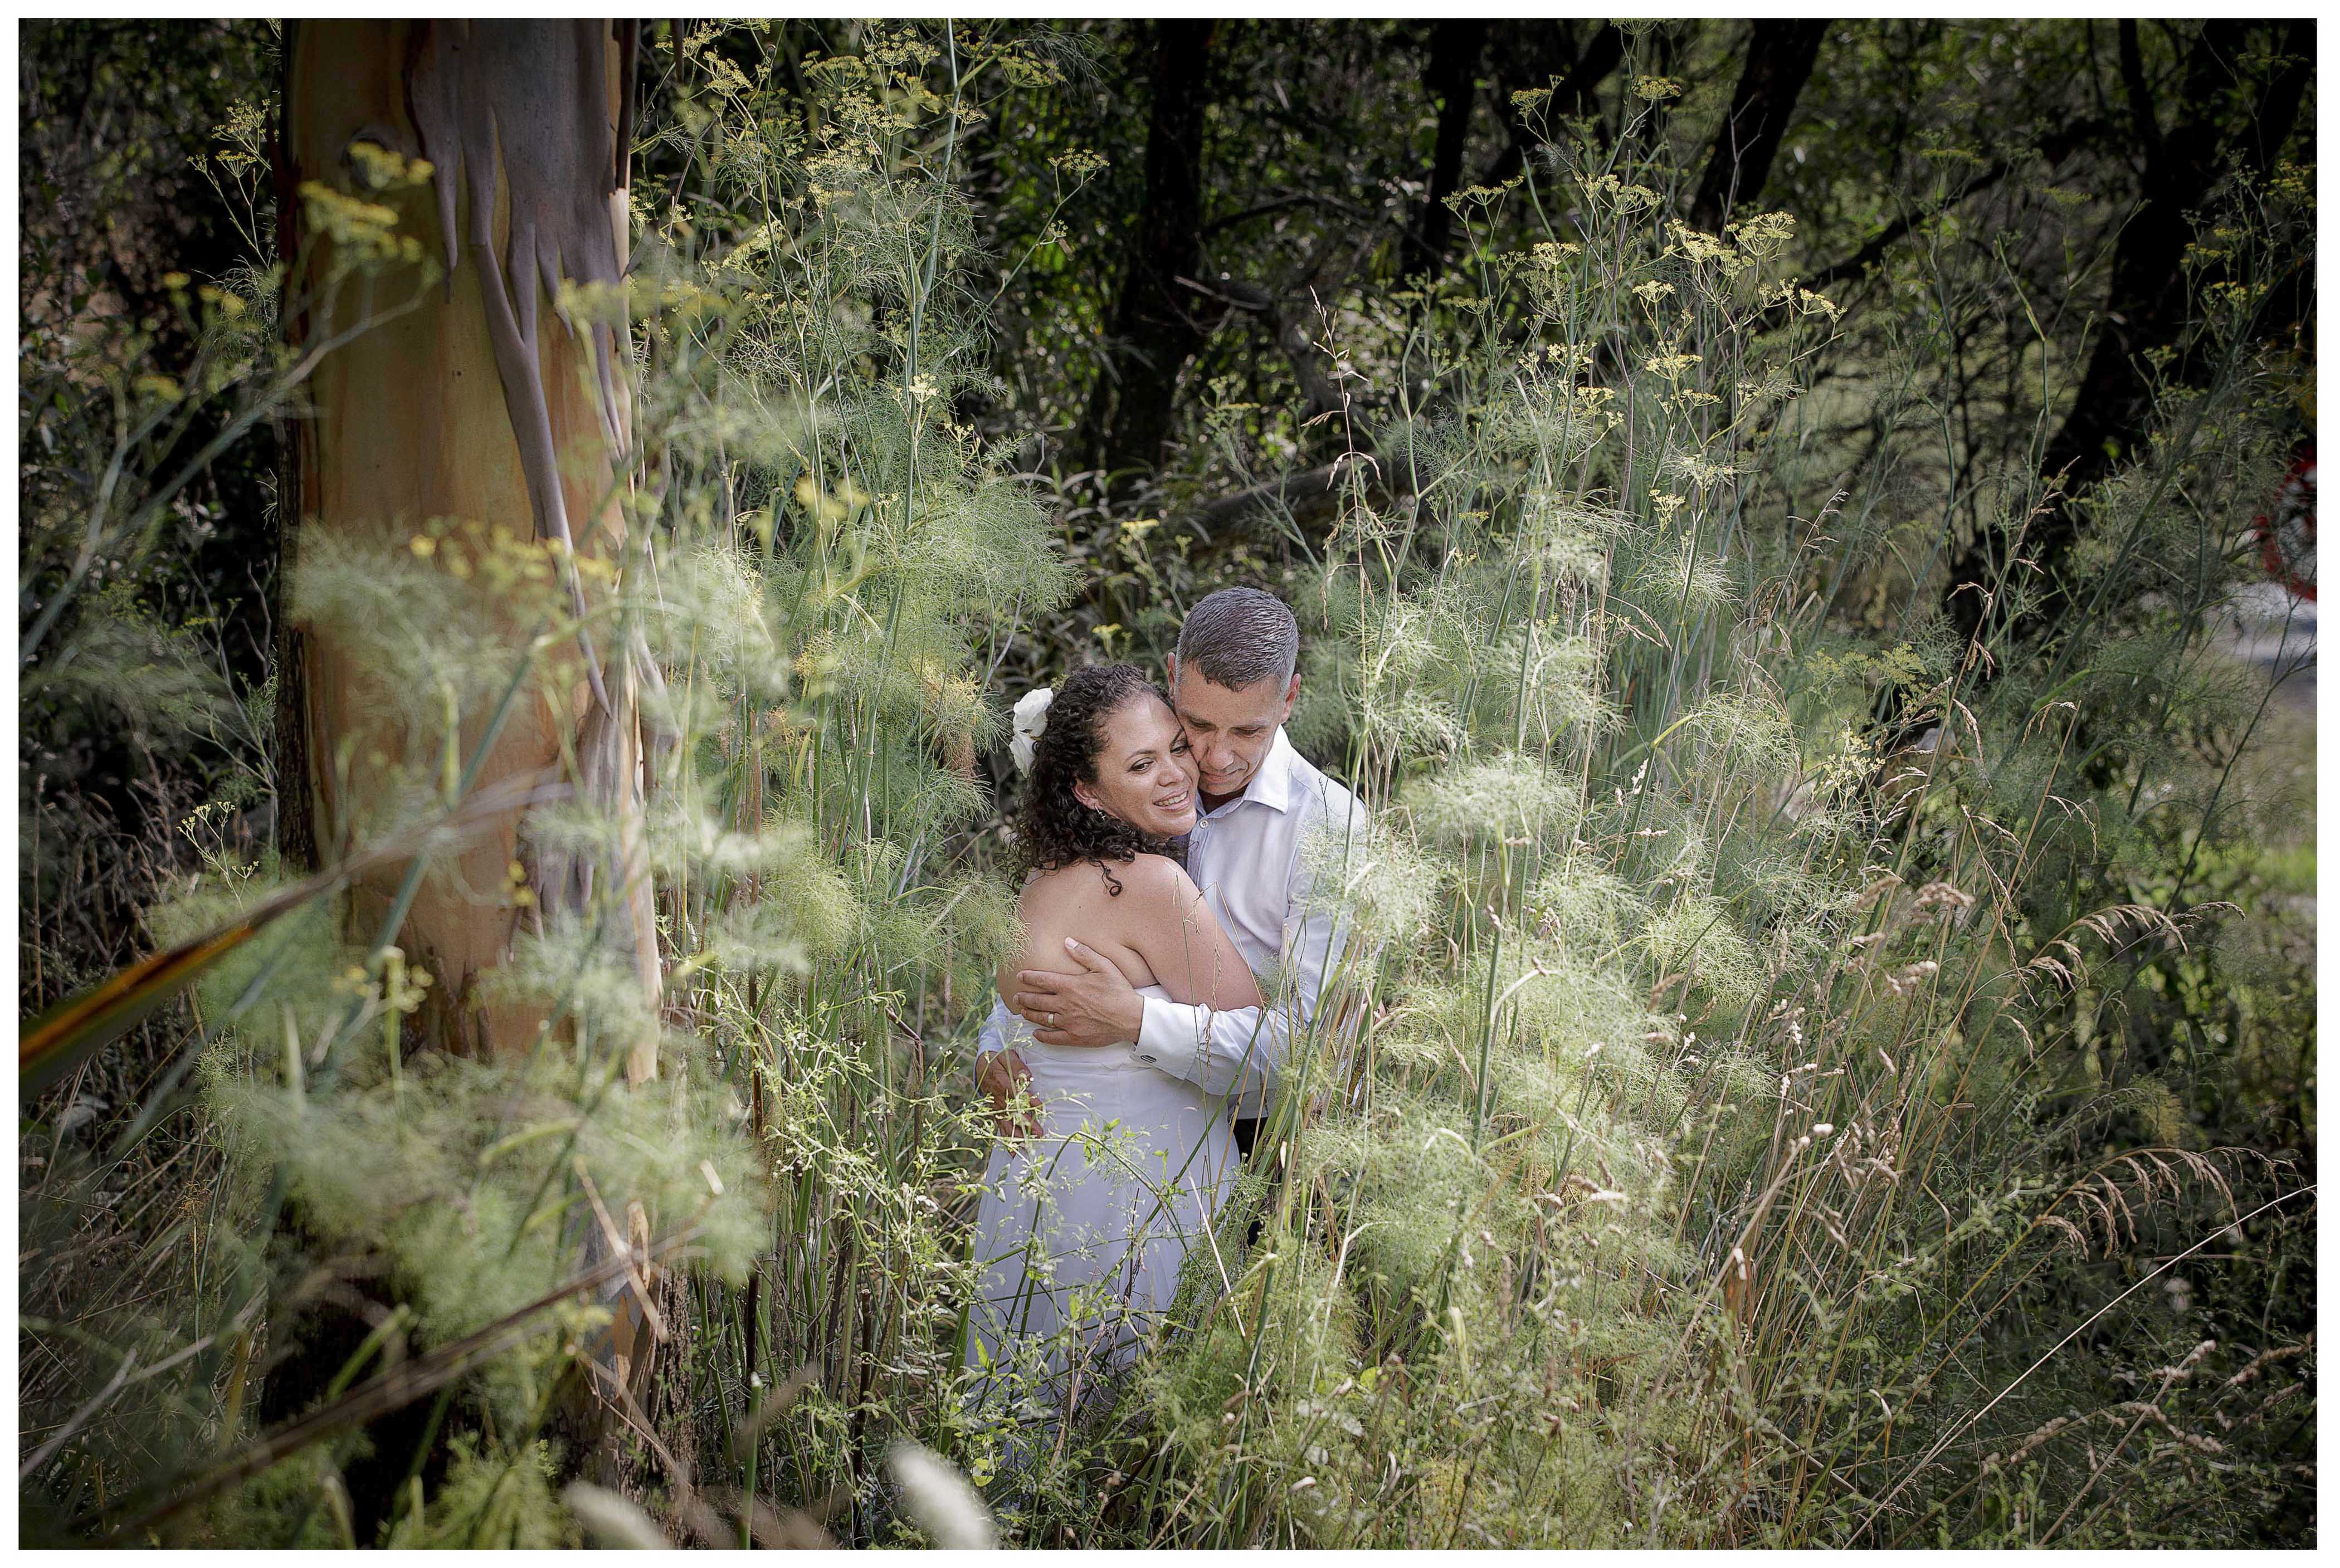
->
<box><xmin>20</xmin><ymin>17</ymin><xmax>2315</xmax><ymax>1549</ymax></box>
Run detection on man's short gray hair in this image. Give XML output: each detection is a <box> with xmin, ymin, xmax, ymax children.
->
<box><xmin>1177</xmin><ymin>587</ymin><xmax>1299</xmax><ymax>691</ymax></box>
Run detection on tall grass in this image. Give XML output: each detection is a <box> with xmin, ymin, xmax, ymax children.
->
<box><xmin>20</xmin><ymin>22</ymin><xmax>2312</xmax><ymax>1549</ymax></box>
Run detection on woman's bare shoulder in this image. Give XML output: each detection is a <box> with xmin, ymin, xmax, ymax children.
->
<box><xmin>1020</xmin><ymin>859</ymin><xmax>1142</xmax><ymax>917</ymax></box>
<box><xmin>1024</xmin><ymin>853</ymin><xmax>1189</xmax><ymax>892</ymax></box>
<box><xmin>1008</xmin><ymin>861</ymin><xmax>1156</xmax><ymax>986</ymax></box>
<box><xmin>1121</xmin><ymin>853</ymin><xmax>1205</xmax><ymax>918</ymax></box>
<box><xmin>1017</xmin><ymin>862</ymin><xmax>1089</xmax><ymax>903</ymax></box>
<box><xmin>1122</xmin><ymin>851</ymin><xmax>1195</xmax><ymax>890</ymax></box>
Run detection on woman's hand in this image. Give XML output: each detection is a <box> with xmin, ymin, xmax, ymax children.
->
<box><xmin>978</xmin><ymin>1047</ymin><xmax>1042</xmax><ymax>1140</ymax></box>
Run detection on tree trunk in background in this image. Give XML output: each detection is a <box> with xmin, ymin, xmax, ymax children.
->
<box><xmin>1411</xmin><ymin>21</ymin><xmax>1487</xmax><ymax>281</ymax></box>
<box><xmin>1075</xmin><ymin>19</ymin><xmax>1222</xmax><ymax>483</ymax></box>
<box><xmin>1941</xmin><ymin>19</ymin><xmax>2313</xmax><ymax>652</ymax></box>
<box><xmin>2027</xmin><ymin>21</ymin><xmax>2259</xmax><ymax>493</ymax></box>
<box><xmin>1689</xmin><ymin>21</ymin><xmax>1826</xmax><ymax>233</ymax></box>
<box><xmin>1482</xmin><ymin>22</ymin><xmax>1627</xmax><ymax>189</ymax></box>
<box><xmin>276</xmin><ymin>19</ymin><xmax>659</xmax><ymax>1082</ymax></box>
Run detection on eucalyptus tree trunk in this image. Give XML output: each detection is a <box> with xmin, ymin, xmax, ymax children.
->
<box><xmin>276</xmin><ymin>19</ymin><xmax>660</xmax><ymax>1082</ymax></box>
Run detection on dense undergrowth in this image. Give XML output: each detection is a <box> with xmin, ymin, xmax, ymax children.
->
<box><xmin>21</xmin><ymin>21</ymin><xmax>2314</xmax><ymax>1548</ymax></box>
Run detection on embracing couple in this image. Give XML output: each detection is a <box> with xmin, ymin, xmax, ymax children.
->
<box><xmin>963</xmin><ymin>587</ymin><xmax>1364</xmax><ymax>1407</ymax></box>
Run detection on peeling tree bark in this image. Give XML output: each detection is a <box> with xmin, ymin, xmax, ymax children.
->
<box><xmin>277</xmin><ymin>19</ymin><xmax>659</xmax><ymax>1082</ymax></box>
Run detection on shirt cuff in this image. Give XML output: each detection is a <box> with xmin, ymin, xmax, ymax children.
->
<box><xmin>1134</xmin><ymin>992</ymin><xmax>1208</xmax><ymax>1083</ymax></box>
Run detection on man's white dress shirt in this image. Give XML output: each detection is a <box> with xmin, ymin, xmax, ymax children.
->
<box><xmin>979</xmin><ymin>727</ymin><xmax>1367</xmax><ymax>1119</ymax></box>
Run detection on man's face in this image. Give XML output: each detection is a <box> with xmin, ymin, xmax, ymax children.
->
<box><xmin>1167</xmin><ymin>656</ymin><xmax>1298</xmax><ymax>800</ymax></box>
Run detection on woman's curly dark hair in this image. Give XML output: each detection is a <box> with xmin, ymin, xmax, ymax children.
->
<box><xmin>1012</xmin><ymin>663</ymin><xmax>1175</xmax><ymax>895</ymax></box>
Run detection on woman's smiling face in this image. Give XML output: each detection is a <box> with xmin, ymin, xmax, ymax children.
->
<box><xmin>1071</xmin><ymin>690</ymin><xmax>1197</xmax><ymax>839</ymax></box>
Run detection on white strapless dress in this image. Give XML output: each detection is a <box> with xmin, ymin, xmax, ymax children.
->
<box><xmin>964</xmin><ymin>985</ymin><xmax>1238</xmax><ymax>1404</ymax></box>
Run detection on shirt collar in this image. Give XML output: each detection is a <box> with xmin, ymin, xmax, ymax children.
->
<box><xmin>1206</xmin><ymin>727</ymin><xmax>1296</xmax><ymax>818</ymax></box>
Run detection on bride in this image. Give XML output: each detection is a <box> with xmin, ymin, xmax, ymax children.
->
<box><xmin>964</xmin><ymin>663</ymin><xmax>1260</xmax><ymax>1409</ymax></box>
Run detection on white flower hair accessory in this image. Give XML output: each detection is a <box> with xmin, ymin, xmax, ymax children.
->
<box><xmin>1010</xmin><ymin>686</ymin><xmax>1055</xmax><ymax>775</ymax></box>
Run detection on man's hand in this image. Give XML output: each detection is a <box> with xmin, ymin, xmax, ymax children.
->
<box><xmin>1012</xmin><ymin>939</ymin><xmax>1145</xmax><ymax>1047</ymax></box>
<box><xmin>978</xmin><ymin>1048</ymin><xmax>1040</xmax><ymax>1139</ymax></box>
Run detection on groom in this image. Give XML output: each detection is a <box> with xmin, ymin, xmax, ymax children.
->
<box><xmin>976</xmin><ymin>587</ymin><xmax>1366</xmax><ymax>1158</ymax></box>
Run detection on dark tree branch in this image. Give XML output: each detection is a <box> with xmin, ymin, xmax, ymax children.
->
<box><xmin>1202</xmin><ymin>188</ymin><xmax>1380</xmax><ymax>239</ymax></box>
<box><xmin>1201</xmin><ymin>191</ymin><xmax>1319</xmax><ymax>237</ymax></box>
<box><xmin>1555</xmin><ymin>22</ymin><xmax>1625</xmax><ymax>114</ymax></box>
<box><xmin>1479</xmin><ymin>23</ymin><xmax>1629</xmax><ymax>192</ymax></box>
<box><xmin>1800</xmin><ymin>158</ymin><xmax>2023</xmax><ymax>298</ymax></box>
<box><xmin>1786</xmin><ymin>108</ymin><xmax>2115</xmax><ymax>307</ymax></box>
<box><xmin>1167</xmin><ymin>444</ymin><xmax>1420</xmax><ymax>543</ymax></box>
<box><xmin>2028</xmin><ymin>19</ymin><xmax>2249</xmax><ymax>493</ymax></box>
<box><xmin>1180</xmin><ymin>275</ymin><xmax>1343</xmax><ymax>424</ymax></box>
<box><xmin>1690</xmin><ymin>21</ymin><xmax>1827</xmax><ymax>233</ymax></box>
<box><xmin>2241</xmin><ymin>18</ymin><xmax>2314</xmax><ymax>182</ymax></box>
<box><xmin>1169</xmin><ymin>461</ymin><xmax>1346</xmax><ymax>540</ymax></box>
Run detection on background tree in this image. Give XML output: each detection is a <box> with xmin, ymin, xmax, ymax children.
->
<box><xmin>1689</xmin><ymin>21</ymin><xmax>1828</xmax><ymax>232</ymax></box>
<box><xmin>1941</xmin><ymin>18</ymin><xmax>2315</xmax><ymax>651</ymax></box>
<box><xmin>1409</xmin><ymin>19</ymin><xmax>1488</xmax><ymax>281</ymax></box>
<box><xmin>1072</xmin><ymin>20</ymin><xmax>1223</xmax><ymax>482</ymax></box>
